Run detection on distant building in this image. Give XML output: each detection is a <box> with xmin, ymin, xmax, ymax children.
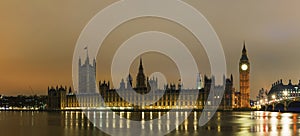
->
<box><xmin>267</xmin><ymin>79</ymin><xmax>300</xmax><ymax>102</ymax></box>
<box><xmin>234</xmin><ymin>92</ymin><xmax>241</xmax><ymax>108</ymax></box>
<box><xmin>78</xmin><ymin>47</ymin><xmax>96</xmax><ymax>94</ymax></box>
<box><xmin>222</xmin><ymin>75</ymin><xmax>235</xmax><ymax>110</ymax></box>
<box><xmin>255</xmin><ymin>88</ymin><xmax>268</xmax><ymax>105</ymax></box>
<box><xmin>0</xmin><ymin>95</ymin><xmax>47</xmax><ymax>110</ymax></box>
<box><xmin>48</xmin><ymin>57</ymin><xmax>235</xmax><ymax>110</ymax></box>
<box><xmin>47</xmin><ymin>86</ymin><xmax>67</xmax><ymax>110</ymax></box>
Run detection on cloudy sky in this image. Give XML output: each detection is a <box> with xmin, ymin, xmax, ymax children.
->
<box><xmin>1</xmin><ymin>0</ymin><xmax>300</xmax><ymax>99</ymax></box>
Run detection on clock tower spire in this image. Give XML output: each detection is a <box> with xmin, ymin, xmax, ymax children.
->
<box><xmin>239</xmin><ymin>42</ymin><xmax>250</xmax><ymax>108</ymax></box>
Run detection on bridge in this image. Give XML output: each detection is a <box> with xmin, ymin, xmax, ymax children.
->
<box><xmin>260</xmin><ymin>97</ymin><xmax>300</xmax><ymax>112</ymax></box>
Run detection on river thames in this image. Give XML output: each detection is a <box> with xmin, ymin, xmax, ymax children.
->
<box><xmin>0</xmin><ymin>111</ymin><xmax>299</xmax><ymax>136</ymax></box>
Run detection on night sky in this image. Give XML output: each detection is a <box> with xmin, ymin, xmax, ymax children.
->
<box><xmin>1</xmin><ymin>0</ymin><xmax>300</xmax><ymax>99</ymax></box>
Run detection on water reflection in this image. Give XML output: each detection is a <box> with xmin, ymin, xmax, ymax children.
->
<box><xmin>61</xmin><ymin>111</ymin><xmax>300</xmax><ymax>135</ymax></box>
<box><xmin>0</xmin><ymin>111</ymin><xmax>299</xmax><ymax>136</ymax></box>
<box><xmin>250</xmin><ymin>111</ymin><xmax>300</xmax><ymax>136</ymax></box>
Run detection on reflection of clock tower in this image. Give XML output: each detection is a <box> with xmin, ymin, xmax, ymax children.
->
<box><xmin>239</xmin><ymin>42</ymin><xmax>250</xmax><ymax>108</ymax></box>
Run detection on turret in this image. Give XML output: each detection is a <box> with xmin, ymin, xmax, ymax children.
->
<box><xmin>93</xmin><ymin>58</ymin><xmax>96</xmax><ymax>67</ymax></box>
<box><xmin>289</xmin><ymin>80</ymin><xmax>292</xmax><ymax>85</ymax></box>
<box><xmin>68</xmin><ymin>86</ymin><xmax>72</xmax><ymax>94</ymax></box>
<box><xmin>85</xmin><ymin>47</ymin><xmax>89</xmax><ymax>65</ymax></box>
<box><xmin>79</xmin><ymin>58</ymin><xmax>81</xmax><ymax>66</ymax></box>
<box><xmin>127</xmin><ymin>74</ymin><xmax>133</xmax><ymax>89</ymax></box>
<box><xmin>120</xmin><ymin>78</ymin><xmax>125</xmax><ymax>90</ymax></box>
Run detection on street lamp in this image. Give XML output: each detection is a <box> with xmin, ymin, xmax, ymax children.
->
<box><xmin>283</xmin><ymin>91</ymin><xmax>288</xmax><ymax>99</ymax></box>
<box><xmin>272</xmin><ymin>94</ymin><xmax>276</xmax><ymax>102</ymax></box>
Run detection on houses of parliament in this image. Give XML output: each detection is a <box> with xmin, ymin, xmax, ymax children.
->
<box><xmin>48</xmin><ymin>44</ymin><xmax>251</xmax><ymax>110</ymax></box>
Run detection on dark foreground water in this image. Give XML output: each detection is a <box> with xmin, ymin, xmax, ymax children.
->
<box><xmin>0</xmin><ymin>111</ymin><xmax>299</xmax><ymax>136</ymax></box>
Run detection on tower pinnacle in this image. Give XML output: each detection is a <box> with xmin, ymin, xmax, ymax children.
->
<box><xmin>139</xmin><ymin>57</ymin><xmax>143</xmax><ymax>71</ymax></box>
<box><xmin>84</xmin><ymin>46</ymin><xmax>89</xmax><ymax>64</ymax></box>
<box><xmin>241</xmin><ymin>42</ymin><xmax>248</xmax><ymax>61</ymax></box>
<box><xmin>136</xmin><ymin>57</ymin><xmax>146</xmax><ymax>89</ymax></box>
<box><xmin>242</xmin><ymin>41</ymin><xmax>247</xmax><ymax>54</ymax></box>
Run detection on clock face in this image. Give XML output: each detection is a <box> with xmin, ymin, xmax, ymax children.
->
<box><xmin>241</xmin><ymin>64</ymin><xmax>248</xmax><ymax>71</ymax></box>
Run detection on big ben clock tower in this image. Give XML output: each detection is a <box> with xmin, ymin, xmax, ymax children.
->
<box><xmin>239</xmin><ymin>42</ymin><xmax>250</xmax><ymax>108</ymax></box>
